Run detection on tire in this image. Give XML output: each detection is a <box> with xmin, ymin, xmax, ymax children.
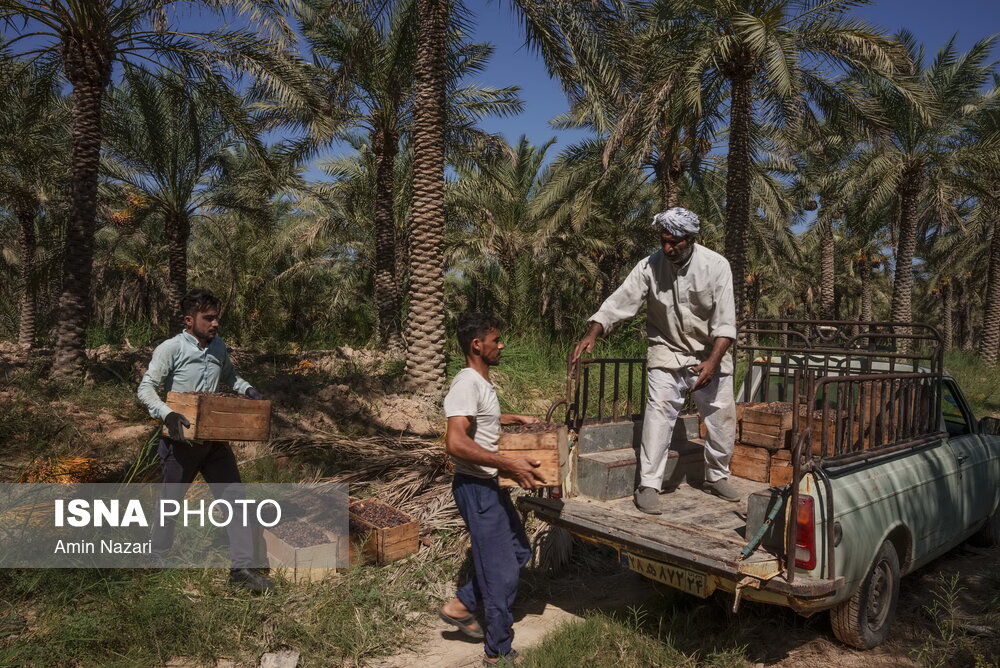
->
<box><xmin>830</xmin><ymin>540</ymin><xmax>900</xmax><ymax>649</ymax></box>
<box><xmin>969</xmin><ymin>505</ymin><xmax>1000</xmax><ymax>547</ymax></box>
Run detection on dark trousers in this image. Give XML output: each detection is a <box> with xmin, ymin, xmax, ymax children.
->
<box><xmin>452</xmin><ymin>473</ymin><xmax>532</xmax><ymax>658</ymax></box>
<box><xmin>151</xmin><ymin>437</ymin><xmax>255</xmax><ymax>568</ymax></box>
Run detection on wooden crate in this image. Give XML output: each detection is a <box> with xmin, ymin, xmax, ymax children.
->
<box><xmin>349</xmin><ymin>499</ymin><xmax>419</xmax><ymax>566</ymax></box>
<box><xmin>742</xmin><ymin>402</ymin><xmax>794</xmax><ymax>430</ymax></box>
<box><xmin>739</xmin><ymin>426</ymin><xmax>792</xmax><ymax>451</ymax></box>
<box><xmin>497</xmin><ymin>425</ymin><xmax>567</xmax><ymax>488</ymax></box>
<box><xmin>166</xmin><ymin>392</ymin><xmax>272</xmax><ymax>441</ymax></box>
<box><xmin>263</xmin><ymin>522</ymin><xmax>345</xmax><ymax>583</ymax></box>
<box><xmin>730</xmin><ymin>444</ymin><xmax>771</xmax><ymax>483</ymax></box>
<box><xmin>769</xmin><ymin>449</ymin><xmax>793</xmax><ymax>487</ymax></box>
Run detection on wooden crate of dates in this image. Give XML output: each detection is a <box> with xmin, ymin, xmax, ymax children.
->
<box><xmin>166</xmin><ymin>391</ymin><xmax>272</xmax><ymax>441</ymax></box>
<box><xmin>264</xmin><ymin>520</ymin><xmax>345</xmax><ymax>583</ymax></box>
<box><xmin>497</xmin><ymin>423</ymin><xmax>567</xmax><ymax>488</ymax></box>
<box><xmin>349</xmin><ymin>499</ymin><xmax>419</xmax><ymax>565</ymax></box>
<box><xmin>739</xmin><ymin>402</ymin><xmax>794</xmax><ymax>450</ymax></box>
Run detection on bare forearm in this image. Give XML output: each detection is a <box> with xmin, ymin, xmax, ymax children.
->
<box><xmin>446</xmin><ymin>435</ymin><xmax>513</xmax><ymax>471</ymax></box>
<box><xmin>706</xmin><ymin>337</ymin><xmax>732</xmax><ymax>366</ymax></box>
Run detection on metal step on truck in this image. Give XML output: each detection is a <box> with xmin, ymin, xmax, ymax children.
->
<box><xmin>519</xmin><ymin>320</ymin><xmax>1000</xmax><ymax>648</ymax></box>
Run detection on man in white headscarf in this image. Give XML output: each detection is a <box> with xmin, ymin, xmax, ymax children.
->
<box><xmin>572</xmin><ymin>207</ymin><xmax>739</xmax><ymax>514</ymax></box>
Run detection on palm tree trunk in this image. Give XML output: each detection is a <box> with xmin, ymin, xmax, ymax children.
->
<box><xmin>857</xmin><ymin>258</ymin><xmax>874</xmax><ymax>339</ymax></box>
<box><xmin>166</xmin><ymin>212</ymin><xmax>190</xmax><ymax>334</ymax></box>
<box><xmin>979</xmin><ymin>216</ymin><xmax>1000</xmax><ymax>364</ymax></box>
<box><xmin>941</xmin><ymin>279</ymin><xmax>953</xmax><ymax>351</ymax></box>
<box><xmin>52</xmin><ymin>62</ymin><xmax>110</xmax><ymax>378</ymax></box>
<box><xmin>405</xmin><ymin>0</ymin><xmax>448</xmax><ymax>393</ymax></box>
<box><xmin>889</xmin><ymin>166</ymin><xmax>924</xmax><ymax>352</ymax></box>
<box><xmin>962</xmin><ymin>295</ymin><xmax>976</xmax><ymax>352</ymax></box>
<box><xmin>820</xmin><ymin>218</ymin><xmax>835</xmax><ymax>320</ymax></box>
<box><xmin>373</xmin><ymin>127</ymin><xmax>403</xmax><ymax>345</ymax></box>
<box><xmin>17</xmin><ymin>201</ymin><xmax>39</xmax><ymax>348</ymax></box>
<box><xmin>724</xmin><ymin>72</ymin><xmax>753</xmax><ymax>320</ymax></box>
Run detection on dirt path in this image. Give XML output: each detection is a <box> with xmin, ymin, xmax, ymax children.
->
<box><xmin>367</xmin><ymin>570</ymin><xmax>655</xmax><ymax>668</ymax></box>
<box><xmin>370</xmin><ymin>543</ymin><xmax>1000</xmax><ymax>668</ymax></box>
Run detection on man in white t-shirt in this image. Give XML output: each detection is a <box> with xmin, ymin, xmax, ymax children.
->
<box><xmin>437</xmin><ymin>313</ymin><xmax>545</xmax><ymax>667</ymax></box>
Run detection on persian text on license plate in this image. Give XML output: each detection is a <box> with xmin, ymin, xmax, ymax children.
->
<box><xmin>619</xmin><ymin>550</ymin><xmax>710</xmax><ymax>598</ymax></box>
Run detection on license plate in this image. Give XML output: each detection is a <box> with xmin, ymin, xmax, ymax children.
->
<box><xmin>620</xmin><ymin>550</ymin><xmax>710</xmax><ymax>598</ymax></box>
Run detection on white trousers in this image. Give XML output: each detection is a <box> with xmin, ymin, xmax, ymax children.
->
<box><xmin>639</xmin><ymin>367</ymin><xmax>737</xmax><ymax>488</ymax></box>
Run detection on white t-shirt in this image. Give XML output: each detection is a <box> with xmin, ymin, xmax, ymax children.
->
<box><xmin>443</xmin><ymin>367</ymin><xmax>501</xmax><ymax>478</ymax></box>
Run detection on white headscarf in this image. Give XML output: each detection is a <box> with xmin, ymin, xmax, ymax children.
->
<box><xmin>652</xmin><ymin>207</ymin><xmax>700</xmax><ymax>237</ymax></box>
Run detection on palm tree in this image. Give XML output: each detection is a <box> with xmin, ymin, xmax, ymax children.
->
<box><xmin>659</xmin><ymin>0</ymin><xmax>905</xmax><ymax>318</ymax></box>
<box><xmin>405</xmin><ymin>0</ymin><xmax>449</xmax><ymax>392</ymax></box>
<box><xmin>301</xmin><ymin>0</ymin><xmax>521</xmax><ymax>346</ymax></box>
<box><xmin>103</xmin><ymin>67</ymin><xmax>263</xmax><ymax>331</ymax></box>
<box><xmin>833</xmin><ymin>35</ymin><xmax>999</xmax><ymax>348</ymax></box>
<box><xmin>0</xmin><ymin>0</ymin><xmax>309</xmax><ymax>378</ymax></box>
<box><xmin>446</xmin><ymin>136</ymin><xmax>554</xmax><ymax>327</ymax></box>
<box><xmin>0</xmin><ymin>57</ymin><xmax>67</xmax><ymax>348</ymax></box>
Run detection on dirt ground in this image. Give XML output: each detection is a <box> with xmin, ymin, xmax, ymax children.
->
<box><xmin>370</xmin><ymin>542</ymin><xmax>999</xmax><ymax>668</ymax></box>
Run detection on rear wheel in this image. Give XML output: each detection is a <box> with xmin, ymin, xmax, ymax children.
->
<box><xmin>830</xmin><ymin>540</ymin><xmax>900</xmax><ymax>649</ymax></box>
<box><xmin>969</xmin><ymin>505</ymin><xmax>1000</xmax><ymax>547</ymax></box>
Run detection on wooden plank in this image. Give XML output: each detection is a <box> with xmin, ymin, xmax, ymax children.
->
<box><xmin>739</xmin><ymin>427</ymin><xmax>791</xmax><ymax>451</ymax></box>
<box><xmin>498</xmin><ymin>448</ymin><xmax>560</xmax><ymax>487</ymax></box>
<box><xmin>499</xmin><ymin>429</ymin><xmax>560</xmax><ymax>451</ymax></box>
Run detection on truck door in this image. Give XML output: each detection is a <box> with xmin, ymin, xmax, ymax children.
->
<box><xmin>941</xmin><ymin>380</ymin><xmax>992</xmax><ymax>536</ymax></box>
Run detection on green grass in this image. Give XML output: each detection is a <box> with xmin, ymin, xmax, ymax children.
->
<box><xmin>0</xmin><ymin>543</ymin><xmax>463</xmax><ymax>667</ymax></box>
<box><xmin>943</xmin><ymin>350</ymin><xmax>1000</xmax><ymax>418</ymax></box>
<box><xmin>518</xmin><ymin>597</ymin><xmax>758</xmax><ymax>668</ymax></box>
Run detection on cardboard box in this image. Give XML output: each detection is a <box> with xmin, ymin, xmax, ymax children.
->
<box><xmin>349</xmin><ymin>499</ymin><xmax>419</xmax><ymax>566</ymax></box>
<box><xmin>166</xmin><ymin>392</ymin><xmax>272</xmax><ymax>441</ymax></box>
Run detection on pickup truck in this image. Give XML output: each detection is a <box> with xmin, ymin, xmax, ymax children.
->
<box><xmin>518</xmin><ymin>320</ymin><xmax>1000</xmax><ymax>648</ymax></box>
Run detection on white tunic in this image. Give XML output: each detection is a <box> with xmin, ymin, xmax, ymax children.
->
<box><xmin>588</xmin><ymin>244</ymin><xmax>737</xmax><ymax>374</ymax></box>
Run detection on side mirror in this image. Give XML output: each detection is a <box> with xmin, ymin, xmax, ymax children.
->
<box><xmin>979</xmin><ymin>417</ymin><xmax>1000</xmax><ymax>436</ymax></box>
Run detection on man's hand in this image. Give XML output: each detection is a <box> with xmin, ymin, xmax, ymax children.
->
<box><xmin>245</xmin><ymin>388</ymin><xmax>264</xmax><ymax>400</ymax></box>
<box><xmin>504</xmin><ymin>456</ymin><xmax>546</xmax><ymax>489</ymax></box>
<box><xmin>506</xmin><ymin>414</ymin><xmax>541</xmax><ymax>425</ymax></box>
<box><xmin>164</xmin><ymin>412</ymin><xmax>191</xmax><ymax>442</ymax></box>
<box><xmin>571</xmin><ymin>322</ymin><xmax>604</xmax><ymax>363</ymax></box>
<box><xmin>690</xmin><ymin>358</ymin><xmax>720</xmax><ymax>391</ymax></box>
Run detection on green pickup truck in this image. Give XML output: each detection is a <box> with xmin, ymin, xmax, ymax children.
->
<box><xmin>518</xmin><ymin>320</ymin><xmax>1000</xmax><ymax>649</ymax></box>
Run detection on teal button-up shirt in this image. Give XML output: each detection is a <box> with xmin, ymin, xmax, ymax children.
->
<box><xmin>137</xmin><ymin>331</ymin><xmax>252</xmax><ymax>420</ymax></box>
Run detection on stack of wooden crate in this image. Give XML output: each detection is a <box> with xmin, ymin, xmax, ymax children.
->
<box><xmin>731</xmin><ymin>402</ymin><xmax>795</xmax><ymax>486</ymax></box>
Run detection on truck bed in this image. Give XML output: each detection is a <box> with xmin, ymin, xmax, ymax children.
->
<box><xmin>518</xmin><ymin>477</ymin><xmax>843</xmax><ymax>600</ymax></box>
<box><xmin>522</xmin><ymin>477</ymin><xmax>768</xmax><ymax>572</ymax></box>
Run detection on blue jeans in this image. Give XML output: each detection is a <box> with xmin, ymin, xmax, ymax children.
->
<box><xmin>452</xmin><ymin>473</ymin><xmax>532</xmax><ymax>658</ymax></box>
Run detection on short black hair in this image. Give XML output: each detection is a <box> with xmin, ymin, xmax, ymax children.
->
<box><xmin>456</xmin><ymin>312</ymin><xmax>504</xmax><ymax>356</ymax></box>
<box><xmin>181</xmin><ymin>289</ymin><xmax>220</xmax><ymax>317</ymax></box>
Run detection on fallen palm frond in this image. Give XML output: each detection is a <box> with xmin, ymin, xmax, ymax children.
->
<box><xmin>18</xmin><ymin>456</ymin><xmax>110</xmax><ymax>483</ymax></box>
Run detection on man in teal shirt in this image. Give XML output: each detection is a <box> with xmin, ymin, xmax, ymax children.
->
<box><xmin>138</xmin><ymin>289</ymin><xmax>272</xmax><ymax>593</ymax></box>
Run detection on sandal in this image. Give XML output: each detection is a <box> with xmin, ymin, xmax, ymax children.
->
<box><xmin>483</xmin><ymin>650</ymin><xmax>524</xmax><ymax>666</ymax></box>
<box><xmin>438</xmin><ymin>608</ymin><xmax>484</xmax><ymax>639</ymax></box>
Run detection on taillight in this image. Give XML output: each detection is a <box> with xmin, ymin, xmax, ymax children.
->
<box><xmin>795</xmin><ymin>495</ymin><xmax>816</xmax><ymax>570</ymax></box>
